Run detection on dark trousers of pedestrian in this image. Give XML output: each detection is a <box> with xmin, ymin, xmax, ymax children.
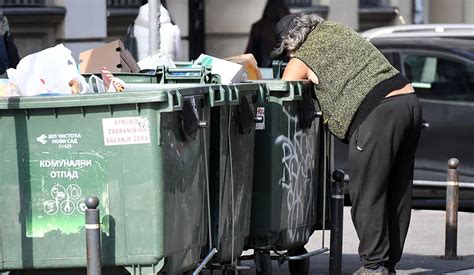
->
<box><xmin>348</xmin><ymin>93</ymin><xmax>422</xmax><ymax>269</ymax></box>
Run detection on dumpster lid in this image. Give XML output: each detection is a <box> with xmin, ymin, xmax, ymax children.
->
<box><xmin>0</xmin><ymin>84</ymin><xmax>262</xmax><ymax>110</ymax></box>
<box><xmin>0</xmin><ymin>90</ymin><xmax>171</xmax><ymax>110</ymax></box>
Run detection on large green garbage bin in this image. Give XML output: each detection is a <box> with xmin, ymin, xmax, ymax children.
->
<box><xmin>0</xmin><ymin>87</ymin><xmax>211</xmax><ymax>274</ymax></box>
<box><xmin>145</xmin><ymin>82</ymin><xmax>264</xmax><ymax>272</ymax></box>
<box><xmin>208</xmin><ymin>83</ymin><xmax>262</xmax><ymax>268</ymax></box>
<box><xmin>94</xmin><ymin>70</ymin><xmax>261</xmax><ymax>271</ymax></box>
<box><xmin>152</xmin><ymin>82</ymin><xmax>263</xmax><ymax>271</ymax></box>
<box><xmin>247</xmin><ymin>80</ymin><xmax>323</xmax><ymax>274</ymax></box>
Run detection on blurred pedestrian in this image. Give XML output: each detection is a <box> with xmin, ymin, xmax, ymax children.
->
<box><xmin>273</xmin><ymin>12</ymin><xmax>422</xmax><ymax>275</ymax></box>
<box><xmin>0</xmin><ymin>15</ymin><xmax>20</xmax><ymax>77</ymax></box>
<box><xmin>245</xmin><ymin>0</ymin><xmax>290</xmax><ymax>68</ymax></box>
<box><xmin>133</xmin><ymin>0</ymin><xmax>181</xmax><ymax>61</ymax></box>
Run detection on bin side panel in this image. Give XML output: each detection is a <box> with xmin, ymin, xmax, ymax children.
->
<box><xmin>107</xmin><ymin>105</ymin><xmax>164</xmax><ymax>263</ymax></box>
<box><xmin>250</xmin><ymin>102</ymin><xmax>284</xmax><ymax>247</ymax></box>
<box><xmin>0</xmin><ymin>104</ymin><xmax>165</xmax><ymax>270</ymax></box>
<box><xmin>250</xmin><ymin>97</ymin><xmax>322</xmax><ymax>250</ymax></box>
<box><xmin>275</xmin><ymin>102</ymin><xmax>320</xmax><ymax>250</ymax></box>
<box><xmin>213</xmin><ymin>97</ymin><xmax>256</xmax><ymax>263</ymax></box>
<box><xmin>161</xmin><ymin>99</ymin><xmax>210</xmax><ymax>274</ymax></box>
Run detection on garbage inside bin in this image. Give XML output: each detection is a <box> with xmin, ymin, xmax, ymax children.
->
<box><xmin>6</xmin><ymin>44</ymin><xmax>87</xmax><ymax>96</ymax></box>
<box><xmin>79</xmin><ymin>40</ymin><xmax>140</xmax><ymax>74</ymax></box>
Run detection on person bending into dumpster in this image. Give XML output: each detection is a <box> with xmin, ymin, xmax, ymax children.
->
<box><xmin>272</xmin><ymin>12</ymin><xmax>422</xmax><ymax>275</ymax></box>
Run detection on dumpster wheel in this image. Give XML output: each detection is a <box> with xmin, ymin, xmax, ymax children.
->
<box><xmin>288</xmin><ymin>247</ymin><xmax>310</xmax><ymax>275</ymax></box>
<box><xmin>255</xmin><ymin>250</ymin><xmax>272</xmax><ymax>275</ymax></box>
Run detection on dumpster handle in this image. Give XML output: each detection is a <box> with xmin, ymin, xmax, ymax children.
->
<box><xmin>173</xmin><ymin>91</ymin><xmax>183</xmax><ymax>110</ymax></box>
<box><xmin>228</xmin><ymin>85</ymin><xmax>240</xmax><ymax>105</ymax></box>
<box><xmin>322</xmin><ymin>125</ymin><xmax>327</xmax><ymax>249</ymax></box>
<box><xmin>192</xmin><ymin>248</ymin><xmax>218</xmax><ymax>275</ymax></box>
<box><xmin>321</xmin><ymin>123</ymin><xmax>333</xmax><ymax>249</ymax></box>
<box><xmin>268</xmin><ymin>81</ymin><xmax>303</xmax><ymax>104</ymax></box>
<box><xmin>202</xmin><ymin>111</ymin><xmax>215</xmax><ymax>254</ymax></box>
<box><xmin>167</xmin><ymin>67</ymin><xmax>205</xmax><ymax>74</ymax></box>
<box><xmin>156</xmin><ymin>66</ymin><xmax>212</xmax><ymax>84</ymax></box>
<box><xmin>208</xmin><ymin>86</ymin><xmax>226</xmax><ymax>107</ymax></box>
<box><xmin>289</xmin><ymin>82</ymin><xmax>303</xmax><ymax>101</ymax></box>
<box><xmin>258</xmin><ymin>84</ymin><xmax>269</xmax><ymax>102</ymax></box>
<box><xmin>228</xmin><ymin>106</ymin><xmax>237</xmax><ymax>268</ymax></box>
<box><xmin>282</xmin><ymin>247</ymin><xmax>329</xmax><ymax>261</ymax></box>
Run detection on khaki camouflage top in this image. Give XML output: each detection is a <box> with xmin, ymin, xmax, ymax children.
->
<box><xmin>295</xmin><ymin>21</ymin><xmax>399</xmax><ymax>139</ymax></box>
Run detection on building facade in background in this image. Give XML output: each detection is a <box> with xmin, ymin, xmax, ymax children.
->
<box><xmin>1</xmin><ymin>0</ymin><xmax>473</xmax><ymax>64</ymax></box>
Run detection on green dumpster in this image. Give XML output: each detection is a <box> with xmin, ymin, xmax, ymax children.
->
<box><xmin>144</xmin><ymin>82</ymin><xmax>264</xmax><ymax>272</ymax></box>
<box><xmin>247</xmin><ymin>80</ymin><xmax>323</xmax><ymax>274</ymax></box>
<box><xmin>95</xmin><ymin>70</ymin><xmax>261</xmax><ymax>271</ymax></box>
<box><xmin>208</xmin><ymin>83</ymin><xmax>262</xmax><ymax>269</ymax></box>
<box><xmin>155</xmin><ymin>82</ymin><xmax>263</xmax><ymax>271</ymax></box>
<box><xmin>0</xmin><ymin>87</ymin><xmax>211</xmax><ymax>274</ymax></box>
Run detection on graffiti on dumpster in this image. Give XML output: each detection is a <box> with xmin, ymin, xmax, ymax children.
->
<box><xmin>26</xmin><ymin>151</ymin><xmax>109</xmax><ymax>237</ymax></box>
<box><xmin>275</xmin><ymin>106</ymin><xmax>315</xmax><ymax>240</ymax></box>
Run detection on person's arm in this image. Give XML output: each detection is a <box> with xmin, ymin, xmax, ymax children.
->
<box><xmin>282</xmin><ymin>58</ymin><xmax>319</xmax><ymax>84</ymax></box>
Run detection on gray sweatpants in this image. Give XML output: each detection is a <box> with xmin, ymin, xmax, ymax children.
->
<box><xmin>348</xmin><ymin>93</ymin><xmax>422</xmax><ymax>269</ymax></box>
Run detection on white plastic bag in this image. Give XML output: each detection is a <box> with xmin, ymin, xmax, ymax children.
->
<box><xmin>138</xmin><ymin>50</ymin><xmax>176</xmax><ymax>70</ymax></box>
<box><xmin>7</xmin><ymin>44</ymin><xmax>87</xmax><ymax>96</ymax></box>
<box><xmin>87</xmin><ymin>74</ymin><xmax>106</xmax><ymax>94</ymax></box>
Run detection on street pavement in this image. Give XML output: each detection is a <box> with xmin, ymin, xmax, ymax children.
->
<box><xmin>235</xmin><ymin>207</ymin><xmax>474</xmax><ymax>274</ymax></box>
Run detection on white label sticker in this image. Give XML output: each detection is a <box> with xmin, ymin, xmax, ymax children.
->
<box><xmin>102</xmin><ymin>116</ymin><xmax>151</xmax><ymax>146</ymax></box>
<box><xmin>35</xmin><ymin>133</ymin><xmax>82</xmax><ymax>149</ymax></box>
<box><xmin>256</xmin><ymin>107</ymin><xmax>265</xmax><ymax>130</ymax></box>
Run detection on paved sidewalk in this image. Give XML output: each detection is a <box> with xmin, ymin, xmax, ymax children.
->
<box><xmin>237</xmin><ymin>207</ymin><xmax>474</xmax><ymax>274</ymax></box>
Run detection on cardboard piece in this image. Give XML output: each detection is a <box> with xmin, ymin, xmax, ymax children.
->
<box><xmin>79</xmin><ymin>40</ymin><xmax>140</xmax><ymax>74</ymax></box>
<box><xmin>194</xmin><ymin>54</ymin><xmax>244</xmax><ymax>84</ymax></box>
<box><xmin>224</xmin><ymin>53</ymin><xmax>263</xmax><ymax>80</ymax></box>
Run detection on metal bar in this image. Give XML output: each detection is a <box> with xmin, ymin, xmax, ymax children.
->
<box><xmin>284</xmin><ymin>247</ymin><xmax>329</xmax><ymax>261</ymax></box>
<box><xmin>238</xmin><ymin>255</ymin><xmax>253</xmax><ymax>261</ymax></box>
<box><xmin>193</xmin><ymin>248</ymin><xmax>218</xmax><ymax>275</ymax></box>
<box><xmin>413</xmin><ymin>180</ymin><xmax>474</xmax><ymax>189</ymax></box>
<box><xmin>444</xmin><ymin>158</ymin><xmax>460</xmax><ymax>260</ymax></box>
<box><xmin>321</xmin><ymin>126</ymin><xmax>330</xmax><ymax>247</ymax></box>
<box><xmin>345</xmin><ymin>177</ymin><xmax>474</xmax><ymax>190</ymax></box>
<box><xmin>201</xmin><ymin>115</ymin><xmax>214</xmax><ymax>253</ymax></box>
<box><xmin>234</xmin><ymin>265</ymin><xmax>251</xmax><ymax>271</ymax></box>
<box><xmin>167</xmin><ymin>68</ymin><xmax>205</xmax><ymax>73</ymax></box>
<box><xmin>329</xmin><ymin>169</ymin><xmax>345</xmax><ymax>275</ymax></box>
<box><xmin>85</xmin><ymin>196</ymin><xmax>102</xmax><ymax>275</ymax></box>
<box><xmin>148</xmin><ymin>0</ymin><xmax>160</xmax><ymax>55</ymax></box>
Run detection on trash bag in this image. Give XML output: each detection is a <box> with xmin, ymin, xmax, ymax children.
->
<box><xmin>7</xmin><ymin>44</ymin><xmax>87</xmax><ymax>96</ymax></box>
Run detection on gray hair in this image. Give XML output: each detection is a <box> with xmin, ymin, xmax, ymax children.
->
<box><xmin>272</xmin><ymin>13</ymin><xmax>324</xmax><ymax>58</ymax></box>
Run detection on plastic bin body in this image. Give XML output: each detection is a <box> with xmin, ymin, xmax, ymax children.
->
<box><xmin>161</xmin><ymin>88</ymin><xmax>210</xmax><ymax>274</ymax></box>
<box><xmin>208</xmin><ymin>84</ymin><xmax>260</xmax><ymax>264</ymax></box>
<box><xmin>0</xmin><ymin>89</ymin><xmax>209</xmax><ymax>274</ymax></box>
<box><xmin>248</xmin><ymin>80</ymin><xmax>322</xmax><ymax>251</ymax></box>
